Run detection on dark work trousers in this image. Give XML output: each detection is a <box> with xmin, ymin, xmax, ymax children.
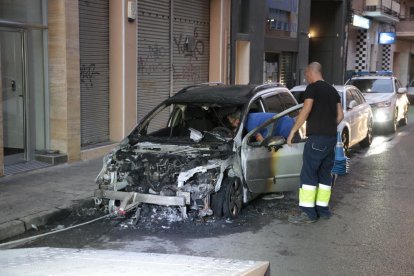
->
<box><xmin>299</xmin><ymin>135</ymin><xmax>337</xmax><ymax>219</ymax></box>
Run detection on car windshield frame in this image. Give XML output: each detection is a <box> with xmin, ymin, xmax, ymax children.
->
<box><xmin>347</xmin><ymin>78</ymin><xmax>393</xmax><ymax>94</ymax></box>
<box><xmin>128</xmin><ymin>101</ymin><xmax>245</xmax><ymax>144</ymax></box>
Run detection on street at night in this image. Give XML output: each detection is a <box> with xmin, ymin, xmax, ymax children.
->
<box><xmin>1</xmin><ymin>109</ymin><xmax>412</xmax><ymax>275</ymax></box>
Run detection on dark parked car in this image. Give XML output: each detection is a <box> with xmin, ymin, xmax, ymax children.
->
<box><xmin>94</xmin><ymin>83</ymin><xmax>305</xmax><ymax>219</ymax></box>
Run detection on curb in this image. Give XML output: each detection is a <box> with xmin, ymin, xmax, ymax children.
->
<box><xmin>0</xmin><ymin>198</ymin><xmax>95</xmax><ymax>243</ymax></box>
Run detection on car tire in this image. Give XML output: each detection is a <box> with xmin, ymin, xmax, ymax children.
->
<box><xmin>211</xmin><ymin>188</ymin><xmax>225</xmax><ymax>217</ymax></box>
<box><xmin>212</xmin><ymin>177</ymin><xmax>243</xmax><ymax>219</ymax></box>
<box><xmin>222</xmin><ymin>177</ymin><xmax>243</xmax><ymax>219</ymax></box>
<box><xmin>359</xmin><ymin>120</ymin><xmax>373</xmax><ymax>148</ymax></box>
<box><xmin>399</xmin><ymin>108</ymin><xmax>408</xmax><ymax>126</ymax></box>
<box><xmin>387</xmin><ymin>109</ymin><xmax>398</xmax><ymax>133</ymax></box>
<box><xmin>341</xmin><ymin>130</ymin><xmax>349</xmax><ymax>155</ymax></box>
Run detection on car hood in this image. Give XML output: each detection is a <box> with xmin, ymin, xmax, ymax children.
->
<box><xmin>96</xmin><ymin>140</ymin><xmax>235</xmax><ymax>197</ymax></box>
<box><xmin>362</xmin><ymin>93</ymin><xmax>394</xmax><ymax>104</ymax></box>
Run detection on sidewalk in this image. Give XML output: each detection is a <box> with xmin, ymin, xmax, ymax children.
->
<box><xmin>0</xmin><ymin>158</ymin><xmax>102</xmax><ymax>241</ymax></box>
<box><xmin>0</xmin><ymin>159</ymin><xmax>271</xmax><ymax>275</ymax></box>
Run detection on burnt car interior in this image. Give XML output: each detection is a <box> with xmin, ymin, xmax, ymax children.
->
<box><xmin>133</xmin><ymin>103</ymin><xmax>245</xmax><ymax>141</ymax></box>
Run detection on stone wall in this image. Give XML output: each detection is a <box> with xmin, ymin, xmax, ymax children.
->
<box><xmin>48</xmin><ymin>0</ymin><xmax>81</xmax><ymax>162</ymax></box>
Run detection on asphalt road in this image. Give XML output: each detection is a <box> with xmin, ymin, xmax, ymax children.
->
<box><xmin>12</xmin><ymin>108</ymin><xmax>414</xmax><ymax>275</ymax></box>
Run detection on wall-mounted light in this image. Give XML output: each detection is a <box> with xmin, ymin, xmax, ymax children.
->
<box><xmin>127</xmin><ymin>1</ymin><xmax>136</xmax><ymax>23</ymax></box>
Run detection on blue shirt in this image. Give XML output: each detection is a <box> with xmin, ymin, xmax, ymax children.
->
<box><xmin>246</xmin><ymin>113</ymin><xmax>294</xmax><ymax>139</ymax></box>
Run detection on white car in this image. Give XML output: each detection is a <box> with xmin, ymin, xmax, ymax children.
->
<box><xmin>407</xmin><ymin>79</ymin><xmax>414</xmax><ymax>104</ymax></box>
<box><xmin>345</xmin><ymin>72</ymin><xmax>409</xmax><ymax>133</ymax></box>
<box><xmin>290</xmin><ymin>84</ymin><xmax>373</xmax><ymax>150</ymax></box>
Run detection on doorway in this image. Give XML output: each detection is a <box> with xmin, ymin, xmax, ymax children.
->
<box><xmin>264</xmin><ymin>52</ymin><xmax>279</xmax><ymax>83</ymax></box>
<box><xmin>1</xmin><ymin>29</ymin><xmax>27</xmax><ymax>165</ymax></box>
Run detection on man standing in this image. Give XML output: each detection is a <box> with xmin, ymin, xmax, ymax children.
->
<box><xmin>286</xmin><ymin>62</ymin><xmax>344</xmax><ymax>224</ymax></box>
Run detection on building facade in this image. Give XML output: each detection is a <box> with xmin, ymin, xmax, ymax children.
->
<box><xmin>0</xmin><ymin>0</ymin><xmax>230</xmax><ymax>176</ymax></box>
<box><xmin>309</xmin><ymin>0</ymin><xmax>348</xmax><ymax>85</ymax></box>
<box><xmin>345</xmin><ymin>0</ymin><xmax>404</xmax><ymax>81</ymax></box>
<box><xmin>395</xmin><ymin>0</ymin><xmax>414</xmax><ymax>86</ymax></box>
<box><xmin>230</xmin><ymin>0</ymin><xmax>311</xmax><ymax>88</ymax></box>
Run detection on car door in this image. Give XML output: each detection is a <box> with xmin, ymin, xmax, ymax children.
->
<box><xmin>344</xmin><ymin>89</ymin><xmax>358</xmax><ymax>145</ymax></box>
<box><xmin>351</xmin><ymin>88</ymin><xmax>371</xmax><ymax>142</ymax></box>
<box><xmin>241</xmin><ymin>105</ymin><xmax>305</xmax><ymax>193</ymax></box>
<box><xmin>347</xmin><ymin>88</ymin><xmax>365</xmax><ymax>143</ymax></box>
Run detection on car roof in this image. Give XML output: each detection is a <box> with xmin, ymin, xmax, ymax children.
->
<box><xmin>165</xmin><ymin>84</ymin><xmax>283</xmax><ymax>105</ymax></box>
<box><xmin>290</xmin><ymin>85</ymin><xmax>307</xmax><ymax>92</ymax></box>
<box><xmin>349</xmin><ymin>75</ymin><xmax>393</xmax><ymax>80</ymax></box>
<box><xmin>291</xmin><ymin>84</ymin><xmax>355</xmax><ymax>93</ymax></box>
<box><xmin>333</xmin><ymin>85</ymin><xmax>359</xmax><ymax>93</ymax></box>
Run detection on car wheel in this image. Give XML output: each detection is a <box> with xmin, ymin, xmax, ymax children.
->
<box><xmin>387</xmin><ymin>109</ymin><xmax>398</xmax><ymax>133</ymax></box>
<box><xmin>212</xmin><ymin>177</ymin><xmax>243</xmax><ymax>218</ymax></box>
<box><xmin>359</xmin><ymin>119</ymin><xmax>373</xmax><ymax>148</ymax></box>
<box><xmin>341</xmin><ymin>130</ymin><xmax>349</xmax><ymax>155</ymax></box>
<box><xmin>211</xmin><ymin>188</ymin><xmax>225</xmax><ymax>217</ymax></box>
<box><xmin>222</xmin><ymin>177</ymin><xmax>243</xmax><ymax>218</ymax></box>
<box><xmin>399</xmin><ymin>108</ymin><xmax>408</xmax><ymax>126</ymax></box>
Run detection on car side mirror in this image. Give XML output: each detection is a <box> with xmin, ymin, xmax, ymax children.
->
<box><xmin>398</xmin><ymin>87</ymin><xmax>407</xmax><ymax>94</ymax></box>
<box><xmin>261</xmin><ymin>136</ymin><xmax>285</xmax><ymax>151</ymax></box>
<box><xmin>347</xmin><ymin>100</ymin><xmax>357</xmax><ymax>110</ymax></box>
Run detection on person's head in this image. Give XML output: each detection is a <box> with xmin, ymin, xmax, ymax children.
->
<box><xmin>305</xmin><ymin>62</ymin><xmax>323</xmax><ymax>84</ymax></box>
<box><xmin>227</xmin><ymin>109</ymin><xmax>241</xmax><ymax>130</ymax></box>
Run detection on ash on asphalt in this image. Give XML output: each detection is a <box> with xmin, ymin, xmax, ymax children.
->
<box><xmin>69</xmin><ymin>192</ymin><xmax>298</xmax><ymax>237</ymax></box>
<box><xmin>7</xmin><ymin>193</ymin><xmax>300</xmax><ymax>248</ymax></box>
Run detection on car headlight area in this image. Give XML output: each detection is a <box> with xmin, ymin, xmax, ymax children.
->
<box><xmin>372</xmin><ymin>108</ymin><xmax>391</xmax><ymax>123</ymax></box>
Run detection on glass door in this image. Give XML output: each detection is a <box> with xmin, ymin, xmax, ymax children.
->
<box><xmin>1</xmin><ymin>29</ymin><xmax>26</xmax><ymax>164</ymax></box>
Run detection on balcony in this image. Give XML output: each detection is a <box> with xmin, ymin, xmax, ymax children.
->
<box><xmin>363</xmin><ymin>0</ymin><xmax>400</xmax><ymax>23</ymax></box>
<box><xmin>396</xmin><ymin>16</ymin><xmax>414</xmax><ymax>41</ymax></box>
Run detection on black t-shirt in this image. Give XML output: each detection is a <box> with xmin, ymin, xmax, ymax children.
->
<box><xmin>303</xmin><ymin>80</ymin><xmax>340</xmax><ymax>136</ymax></box>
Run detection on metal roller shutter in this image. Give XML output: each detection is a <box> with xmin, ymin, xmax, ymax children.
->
<box><xmin>173</xmin><ymin>0</ymin><xmax>210</xmax><ymax>92</ymax></box>
<box><xmin>79</xmin><ymin>0</ymin><xmax>110</xmax><ymax>147</ymax></box>
<box><xmin>137</xmin><ymin>0</ymin><xmax>210</xmax><ymax>128</ymax></box>
<box><xmin>280</xmin><ymin>52</ymin><xmax>296</xmax><ymax>89</ymax></box>
<box><xmin>137</xmin><ymin>0</ymin><xmax>171</xmax><ymax>130</ymax></box>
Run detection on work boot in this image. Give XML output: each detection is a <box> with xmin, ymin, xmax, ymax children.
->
<box><xmin>288</xmin><ymin>212</ymin><xmax>317</xmax><ymax>224</ymax></box>
<box><xmin>317</xmin><ymin>213</ymin><xmax>331</xmax><ymax>220</ymax></box>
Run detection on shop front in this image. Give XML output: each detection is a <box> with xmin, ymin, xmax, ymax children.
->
<box><xmin>0</xmin><ymin>0</ymin><xmax>48</xmax><ymax>174</ymax></box>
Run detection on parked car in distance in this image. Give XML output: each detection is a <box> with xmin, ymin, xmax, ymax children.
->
<box><xmin>94</xmin><ymin>83</ymin><xmax>306</xmax><ymax>220</ymax></box>
<box><xmin>407</xmin><ymin>79</ymin><xmax>414</xmax><ymax>104</ymax></box>
<box><xmin>290</xmin><ymin>84</ymin><xmax>373</xmax><ymax>151</ymax></box>
<box><xmin>345</xmin><ymin>71</ymin><xmax>409</xmax><ymax>133</ymax></box>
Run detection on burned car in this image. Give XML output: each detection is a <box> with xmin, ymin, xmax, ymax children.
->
<box><xmin>94</xmin><ymin>83</ymin><xmax>306</xmax><ymax>220</ymax></box>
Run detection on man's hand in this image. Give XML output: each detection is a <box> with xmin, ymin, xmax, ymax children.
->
<box><xmin>287</xmin><ymin>99</ymin><xmax>313</xmax><ymax>146</ymax></box>
<box><xmin>287</xmin><ymin>131</ymin><xmax>295</xmax><ymax>146</ymax></box>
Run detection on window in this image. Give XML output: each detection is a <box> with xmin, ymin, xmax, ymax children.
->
<box><xmin>394</xmin><ymin>79</ymin><xmax>400</xmax><ymax>91</ymax></box>
<box><xmin>278</xmin><ymin>92</ymin><xmax>297</xmax><ymax>109</ymax></box>
<box><xmin>350</xmin><ymin>89</ymin><xmax>363</xmax><ymax>105</ymax></box>
<box><xmin>346</xmin><ymin>90</ymin><xmax>354</xmax><ymax>106</ymax></box>
<box><xmin>263</xmin><ymin>94</ymin><xmax>284</xmax><ymax>113</ymax></box>
<box><xmin>248</xmin><ymin>99</ymin><xmax>265</xmax><ymax>113</ymax></box>
<box><xmin>352</xmin><ymin>89</ymin><xmax>366</xmax><ymax>104</ymax></box>
<box><xmin>347</xmin><ymin>79</ymin><xmax>393</xmax><ymax>93</ymax></box>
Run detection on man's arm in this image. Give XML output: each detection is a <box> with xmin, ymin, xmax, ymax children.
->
<box><xmin>287</xmin><ymin>99</ymin><xmax>313</xmax><ymax>146</ymax></box>
<box><xmin>336</xmin><ymin>102</ymin><xmax>344</xmax><ymax>124</ymax></box>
